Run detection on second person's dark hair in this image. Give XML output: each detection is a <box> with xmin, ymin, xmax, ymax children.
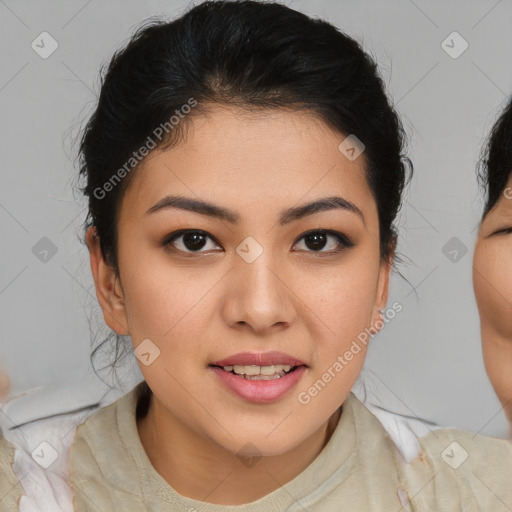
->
<box><xmin>477</xmin><ymin>96</ymin><xmax>512</xmax><ymax>219</ymax></box>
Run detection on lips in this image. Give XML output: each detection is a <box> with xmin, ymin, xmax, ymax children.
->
<box><xmin>209</xmin><ymin>359</ymin><xmax>308</xmax><ymax>403</ymax></box>
<box><xmin>210</xmin><ymin>351</ymin><xmax>308</xmax><ymax>368</ymax></box>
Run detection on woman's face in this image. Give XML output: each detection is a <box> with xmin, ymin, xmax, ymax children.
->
<box><xmin>474</xmin><ymin>174</ymin><xmax>512</xmax><ymax>424</ymax></box>
<box><xmin>88</xmin><ymin>106</ymin><xmax>391</xmax><ymax>456</ymax></box>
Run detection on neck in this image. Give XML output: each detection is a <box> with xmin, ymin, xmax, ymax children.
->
<box><xmin>136</xmin><ymin>393</ymin><xmax>342</xmax><ymax>505</ymax></box>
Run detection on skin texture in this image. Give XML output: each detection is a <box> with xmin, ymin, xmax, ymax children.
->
<box><xmin>473</xmin><ymin>174</ymin><xmax>512</xmax><ymax>428</ymax></box>
<box><xmin>86</xmin><ymin>106</ymin><xmax>392</xmax><ymax>505</ymax></box>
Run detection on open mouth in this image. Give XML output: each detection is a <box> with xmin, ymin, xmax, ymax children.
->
<box><xmin>209</xmin><ymin>364</ymin><xmax>301</xmax><ymax>381</ymax></box>
<box><xmin>208</xmin><ymin>361</ymin><xmax>308</xmax><ymax>403</ymax></box>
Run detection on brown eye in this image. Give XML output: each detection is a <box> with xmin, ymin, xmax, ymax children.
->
<box><xmin>293</xmin><ymin>229</ymin><xmax>354</xmax><ymax>253</ymax></box>
<box><xmin>162</xmin><ymin>230</ymin><xmax>222</xmax><ymax>253</ymax></box>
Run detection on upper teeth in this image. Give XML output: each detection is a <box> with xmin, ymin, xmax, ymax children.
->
<box><xmin>224</xmin><ymin>364</ymin><xmax>292</xmax><ymax>375</ymax></box>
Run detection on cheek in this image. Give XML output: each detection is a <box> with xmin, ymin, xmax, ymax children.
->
<box><xmin>297</xmin><ymin>254</ymin><xmax>380</xmax><ymax>351</ymax></box>
<box><xmin>312</xmin><ymin>275</ymin><xmax>374</xmax><ymax>329</ymax></box>
<box><xmin>474</xmin><ymin>243</ymin><xmax>512</xmax><ymax>339</ymax></box>
<box><xmin>122</xmin><ymin>263</ymin><xmax>214</xmax><ymax>397</ymax></box>
<box><xmin>121</xmin><ymin>253</ymin><xmax>213</xmax><ymax>345</ymax></box>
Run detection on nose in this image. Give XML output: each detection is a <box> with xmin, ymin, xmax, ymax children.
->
<box><xmin>223</xmin><ymin>248</ymin><xmax>297</xmax><ymax>336</ymax></box>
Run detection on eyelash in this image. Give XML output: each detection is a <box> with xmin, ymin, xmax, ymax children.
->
<box><xmin>493</xmin><ymin>227</ymin><xmax>512</xmax><ymax>235</ymax></box>
<box><xmin>161</xmin><ymin>229</ymin><xmax>354</xmax><ymax>256</ymax></box>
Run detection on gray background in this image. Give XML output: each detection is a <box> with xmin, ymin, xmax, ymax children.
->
<box><xmin>1</xmin><ymin>0</ymin><xmax>511</xmax><ymax>436</ymax></box>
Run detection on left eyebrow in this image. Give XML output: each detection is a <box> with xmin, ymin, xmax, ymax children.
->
<box><xmin>144</xmin><ymin>195</ymin><xmax>365</xmax><ymax>226</ymax></box>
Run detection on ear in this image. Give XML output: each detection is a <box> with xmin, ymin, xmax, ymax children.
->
<box><xmin>85</xmin><ymin>226</ymin><xmax>130</xmax><ymax>335</ymax></box>
<box><xmin>369</xmin><ymin>242</ymin><xmax>395</xmax><ymax>335</ymax></box>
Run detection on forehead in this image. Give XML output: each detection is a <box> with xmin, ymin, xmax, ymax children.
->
<box><xmin>120</xmin><ymin>106</ymin><xmax>376</xmax><ymax>221</ymax></box>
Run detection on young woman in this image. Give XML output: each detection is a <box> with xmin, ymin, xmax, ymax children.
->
<box><xmin>473</xmin><ymin>95</ymin><xmax>512</xmax><ymax>433</ymax></box>
<box><xmin>1</xmin><ymin>1</ymin><xmax>512</xmax><ymax>511</ymax></box>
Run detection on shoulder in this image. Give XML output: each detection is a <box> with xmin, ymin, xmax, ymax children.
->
<box><xmin>0</xmin><ymin>374</ymin><xmax>139</xmax><ymax>512</ymax></box>
<box><xmin>1</xmin><ymin>395</ymin><xmax>102</xmax><ymax>512</ymax></box>
<box><xmin>69</xmin><ymin>381</ymin><xmax>149</xmax><ymax>511</ymax></box>
<box><xmin>71</xmin><ymin>379</ymin><xmax>146</xmax><ymax>450</ymax></box>
<box><xmin>419</xmin><ymin>425</ymin><xmax>512</xmax><ymax>461</ymax></box>
<box><xmin>419</xmin><ymin>427</ymin><xmax>512</xmax><ymax>492</ymax></box>
<box><xmin>348</xmin><ymin>389</ymin><xmax>512</xmax><ymax>508</ymax></box>
<box><xmin>70</xmin><ymin>381</ymin><xmax>137</xmax><ymax>473</ymax></box>
<box><xmin>390</xmin><ymin>427</ymin><xmax>512</xmax><ymax>509</ymax></box>
<box><xmin>69</xmin><ymin>380</ymin><xmax>148</xmax><ymax>474</ymax></box>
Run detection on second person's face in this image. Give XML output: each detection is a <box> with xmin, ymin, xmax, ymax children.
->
<box><xmin>473</xmin><ymin>174</ymin><xmax>512</xmax><ymax>425</ymax></box>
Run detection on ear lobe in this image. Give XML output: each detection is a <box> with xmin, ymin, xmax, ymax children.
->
<box><xmin>85</xmin><ymin>226</ymin><xmax>130</xmax><ymax>336</ymax></box>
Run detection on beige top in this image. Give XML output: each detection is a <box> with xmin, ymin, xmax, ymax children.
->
<box><xmin>67</xmin><ymin>381</ymin><xmax>512</xmax><ymax>511</ymax></box>
<box><xmin>2</xmin><ymin>381</ymin><xmax>512</xmax><ymax>511</ymax></box>
<box><xmin>0</xmin><ymin>435</ymin><xmax>23</xmax><ymax>511</ymax></box>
